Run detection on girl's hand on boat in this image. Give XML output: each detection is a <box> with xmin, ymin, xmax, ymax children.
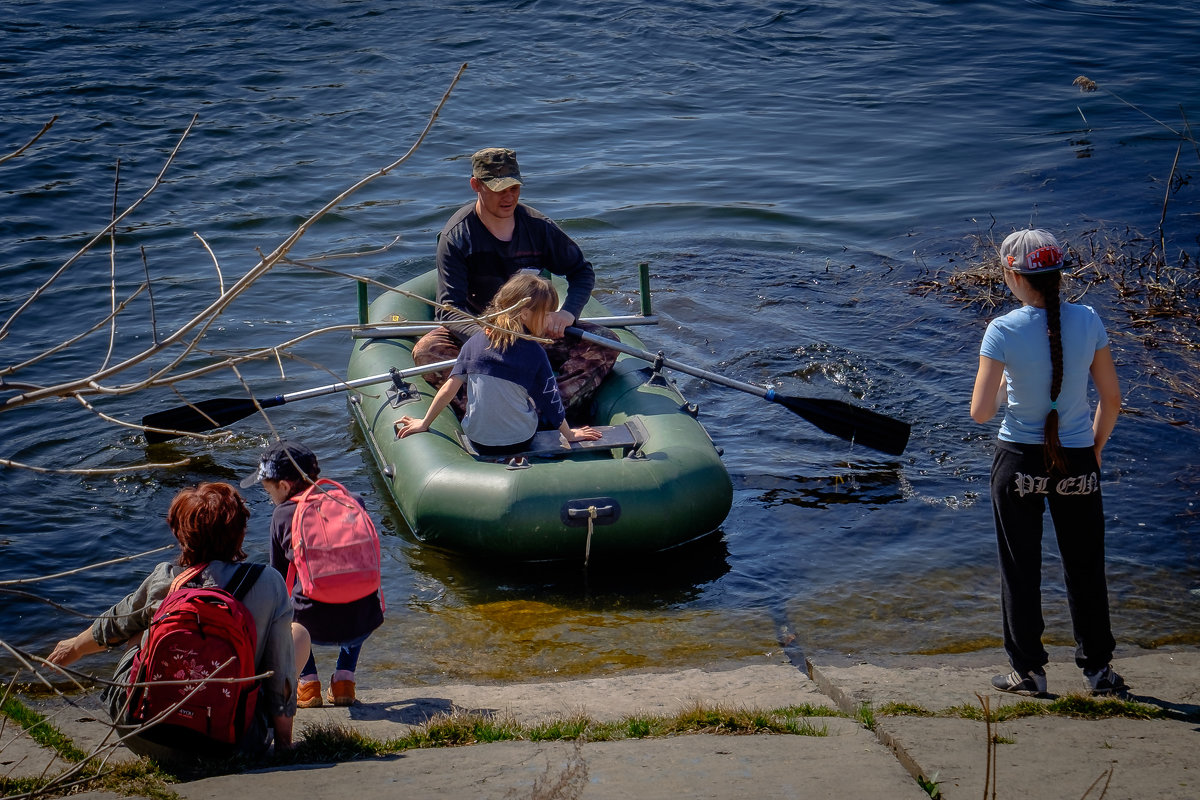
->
<box><xmin>566</xmin><ymin>425</ymin><xmax>603</xmax><ymax>442</ymax></box>
<box><xmin>394</xmin><ymin>416</ymin><xmax>428</xmax><ymax>439</ymax></box>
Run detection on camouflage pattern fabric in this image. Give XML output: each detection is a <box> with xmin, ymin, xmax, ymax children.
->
<box><xmin>412</xmin><ymin>321</ymin><xmax>619</xmax><ymax>420</ymax></box>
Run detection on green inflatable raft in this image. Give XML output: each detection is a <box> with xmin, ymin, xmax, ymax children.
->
<box><xmin>346</xmin><ymin>269</ymin><xmax>733</xmax><ymax>564</ymax></box>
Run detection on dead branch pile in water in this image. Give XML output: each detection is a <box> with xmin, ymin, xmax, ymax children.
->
<box><xmin>914</xmin><ymin>76</ymin><xmax>1200</xmax><ymax>427</ymax></box>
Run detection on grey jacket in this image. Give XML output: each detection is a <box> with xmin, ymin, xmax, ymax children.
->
<box><xmin>90</xmin><ymin>560</ymin><xmax>296</xmax><ymax>718</ymax></box>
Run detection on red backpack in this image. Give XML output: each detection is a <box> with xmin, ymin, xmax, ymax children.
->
<box><xmin>288</xmin><ymin>478</ymin><xmax>382</xmax><ymax>605</ymax></box>
<box><xmin>126</xmin><ymin>562</ymin><xmax>263</xmax><ymax>748</ymax></box>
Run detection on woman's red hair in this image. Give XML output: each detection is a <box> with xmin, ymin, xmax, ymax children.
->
<box><xmin>167</xmin><ymin>482</ymin><xmax>250</xmax><ymax>566</ymax></box>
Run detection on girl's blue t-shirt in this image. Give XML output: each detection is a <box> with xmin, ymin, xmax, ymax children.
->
<box><xmin>980</xmin><ymin>302</ymin><xmax>1108</xmax><ymax>447</ymax></box>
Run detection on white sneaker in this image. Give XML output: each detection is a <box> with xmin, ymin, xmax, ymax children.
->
<box><xmin>1084</xmin><ymin>665</ymin><xmax>1129</xmax><ymax>697</ymax></box>
<box><xmin>991</xmin><ymin>667</ymin><xmax>1047</xmax><ymax>695</ymax></box>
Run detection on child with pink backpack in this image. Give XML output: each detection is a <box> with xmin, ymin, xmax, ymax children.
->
<box><xmin>242</xmin><ymin>440</ymin><xmax>384</xmax><ymax>708</ymax></box>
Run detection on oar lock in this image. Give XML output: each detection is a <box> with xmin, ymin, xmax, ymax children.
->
<box><xmin>644</xmin><ymin>351</ymin><xmax>675</xmax><ymax>390</ymax></box>
<box><xmin>387</xmin><ymin>367</ymin><xmax>422</xmax><ymax>408</ymax></box>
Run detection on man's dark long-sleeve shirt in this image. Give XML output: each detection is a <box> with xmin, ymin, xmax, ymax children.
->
<box><xmin>435</xmin><ymin>202</ymin><xmax>595</xmax><ymax>341</ymax></box>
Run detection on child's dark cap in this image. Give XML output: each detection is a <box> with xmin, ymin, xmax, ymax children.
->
<box><xmin>239</xmin><ymin>440</ymin><xmax>319</xmax><ymax>487</ymax></box>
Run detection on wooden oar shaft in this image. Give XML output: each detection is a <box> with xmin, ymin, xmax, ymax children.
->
<box><xmin>354</xmin><ymin>315</ymin><xmax>658</xmax><ymax>339</ymax></box>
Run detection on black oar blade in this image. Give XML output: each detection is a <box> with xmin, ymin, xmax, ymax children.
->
<box><xmin>775</xmin><ymin>395</ymin><xmax>911</xmax><ymax>456</ymax></box>
<box><xmin>142</xmin><ymin>396</ymin><xmax>282</xmax><ymax>444</ymax></box>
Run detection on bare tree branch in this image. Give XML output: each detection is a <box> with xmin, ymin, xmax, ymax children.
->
<box><xmin>0</xmin><ymin>283</ymin><xmax>148</xmax><ymax>378</ymax></box>
<box><xmin>140</xmin><ymin>245</ymin><xmax>160</xmax><ymax>347</ymax></box>
<box><xmin>1</xmin><ymin>63</ymin><xmax>469</xmax><ymax>411</ymax></box>
<box><xmin>0</xmin><ymin>545</ymin><xmax>175</xmax><ymax>587</ymax></box>
<box><xmin>193</xmin><ymin>231</ymin><xmax>225</xmax><ymax>296</ymax></box>
<box><xmin>0</xmin><ymin>115</ymin><xmax>57</xmax><ymax>166</ymax></box>
<box><xmin>102</xmin><ymin>159</ymin><xmax>122</xmax><ymax>371</ymax></box>
<box><xmin>289</xmin><ymin>234</ymin><xmax>403</xmax><ymax>263</ymax></box>
<box><xmin>70</xmin><ymin>393</ymin><xmax>221</xmax><ymax>440</ymax></box>
<box><xmin>0</xmin><ymin>114</ymin><xmax>198</xmax><ymax>343</ymax></box>
<box><xmin>0</xmin><ymin>456</ymin><xmax>192</xmax><ymax>475</ymax></box>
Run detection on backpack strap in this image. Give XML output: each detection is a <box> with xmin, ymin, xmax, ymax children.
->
<box><xmin>169</xmin><ymin>562</ymin><xmax>209</xmax><ymax>593</ymax></box>
<box><xmin>225</xmin><ymin>563</ymin><xmax>265</xmax><ymax>601</ymax></box>
<box><xmin>285</xmin><ymin>481</ymin><xmax>323</xmax><ymax>597</ymax></box>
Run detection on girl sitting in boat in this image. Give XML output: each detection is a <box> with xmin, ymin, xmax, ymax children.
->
<box><xmin>394</xmin><ymin>272</ymin><xmax>603</xmax><ymax>455</ymax></box>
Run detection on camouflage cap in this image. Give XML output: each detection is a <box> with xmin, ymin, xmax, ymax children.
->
<box><xmin>471</xmin><ymin>147</ymin><xmax>523</xmax><ymax>191</ymax></box>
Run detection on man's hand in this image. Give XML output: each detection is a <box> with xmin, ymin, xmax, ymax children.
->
<box><xmin>544</xmin><ymin>310</ymin><xmax>575</xmax><ymax>338</ymax></box>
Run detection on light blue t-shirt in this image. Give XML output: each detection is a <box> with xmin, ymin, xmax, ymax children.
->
<box><xmin>979</xmin><ymin>303</ymin><xmax>1109</xmax><ymax>447</ymax></box>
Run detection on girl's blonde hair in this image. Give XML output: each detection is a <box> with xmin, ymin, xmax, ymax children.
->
<box><xmin>484</xmin><ymin>272</ymin><xmax>558</xmax><ymax>352</ymax></box>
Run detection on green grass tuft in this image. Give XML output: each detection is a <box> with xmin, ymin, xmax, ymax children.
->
<box><xmin>883</xmin><ymin>694</ymin><xmax>1169</xmax><ymax>722</ymax></box>
<box><xmin>0</xmin><ymin>697</ymin><xmax>844</xmax><ymax>798</ymax></box>
<box><xmin>96</xmin><ymin>760</ymin><xmax>180</xmax><ymax>800</ymax></box>
<box><xmin>855</xmin><ymin>701</ymin><xmax>876</xmax><ymax>730</ymax></box>
<box><xmin>528</xmin><ymin>713</ymin><xmax>593</xmax><ymax>742</ymax></box>
<box><xmin>1045</xmin><ymin>695</ymin><xmax>1168</xmax><ymax>720</ymax></box>
<box><xmin>294</xmin><ymin>722</ymin><xmax>387</xmax><ymax>761</ymax></box>
<box><xmin>917</xmin><ymin>771</ymin><xmax>942</xmax><ymax>798</ymax></box>
<box><xmin>877</xmin><ymin>701</ymin><xmax>935</xmax><ymax>717</ymax></box>
<box><xmin>1</xmin><ymin>694</ymin><xmax>90</xmax><ymax>762</ymax></box>
<box><xmin>619</xmin><ymin>714</ymin><xmax>662</xmax><ymax>739</ymax></box>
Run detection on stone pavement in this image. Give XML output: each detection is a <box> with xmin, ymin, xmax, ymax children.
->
<box><xmin>4</xmin><ymin>647</ymin><xmax>1197</xmax><ymax>799</ymax></box>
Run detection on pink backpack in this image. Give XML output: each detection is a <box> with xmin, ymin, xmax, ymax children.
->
<box><xmin>126</xmin><ymin>562</ymin><xmax>262</xmax><ymax>747</ymax></box>
<box><xmin>288</xmin><ymin>478</ymin><xmax>382</xmax><ymax>605</ymax></box>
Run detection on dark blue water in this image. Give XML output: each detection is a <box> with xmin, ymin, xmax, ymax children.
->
<box><xmin>3</xmin><ymin>0</ymin><xmax>1199</xmax><ymax>685</ymax></box>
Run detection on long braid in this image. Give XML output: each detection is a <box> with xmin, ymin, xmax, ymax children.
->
<box><xmin>1029</xmin><ymin>270</ymin><xmax>1068</xmax><ymax>473</ymax></box>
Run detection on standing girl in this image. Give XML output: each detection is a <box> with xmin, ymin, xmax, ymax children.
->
<box><xmin>970</xmin><ymin>228</ymin><xmax>1125</xmax><ymax>696</ymax></box>
<box><xmin>395</xmin><ymin>272</ymin><xmax>602</xmax><ymax>454</ymax></box>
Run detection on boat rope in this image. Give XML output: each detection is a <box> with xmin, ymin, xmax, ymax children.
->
<box><xmin>583</xmin><ymin>505</ymin><xmax>599</xmax><ymax>568</ymax></box>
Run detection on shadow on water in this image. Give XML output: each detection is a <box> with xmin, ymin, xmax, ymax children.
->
<box><xmin>736</xmin><ymin>466</ymin><xmax>907</xmax><ymax>510</ymax></box>
<box><xmin>401</xmin><ymin>532</ymin><xmax>734</xmax><ymax>610</ymax></box>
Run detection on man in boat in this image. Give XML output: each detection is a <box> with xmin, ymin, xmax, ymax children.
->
<box><xmin>412</xmin><ymin>147</ymin><xmax>618</xmax><ymax>418</ymax></box>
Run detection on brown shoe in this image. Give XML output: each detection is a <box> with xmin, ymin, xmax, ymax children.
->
<box><xmin>326</xmin><ymin>679</ymin><xmax>355</xmax><ymax>707</ymax></box>
<box><xmin>297</xmin><ymin>680</ymin><xmax>323</xmax><ymax>709</ymax></box>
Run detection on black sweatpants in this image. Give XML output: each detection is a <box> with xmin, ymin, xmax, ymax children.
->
<box><xmin>990</xmin><ymin>441</ymin><xmax>1115</xmax><ymax>675</ymax></box>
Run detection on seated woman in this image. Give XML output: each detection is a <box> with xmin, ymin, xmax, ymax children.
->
<box><xmin>47</xmin><ymin>482</ymin><xmax>298</xmax><ymax>761</ymax></box>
